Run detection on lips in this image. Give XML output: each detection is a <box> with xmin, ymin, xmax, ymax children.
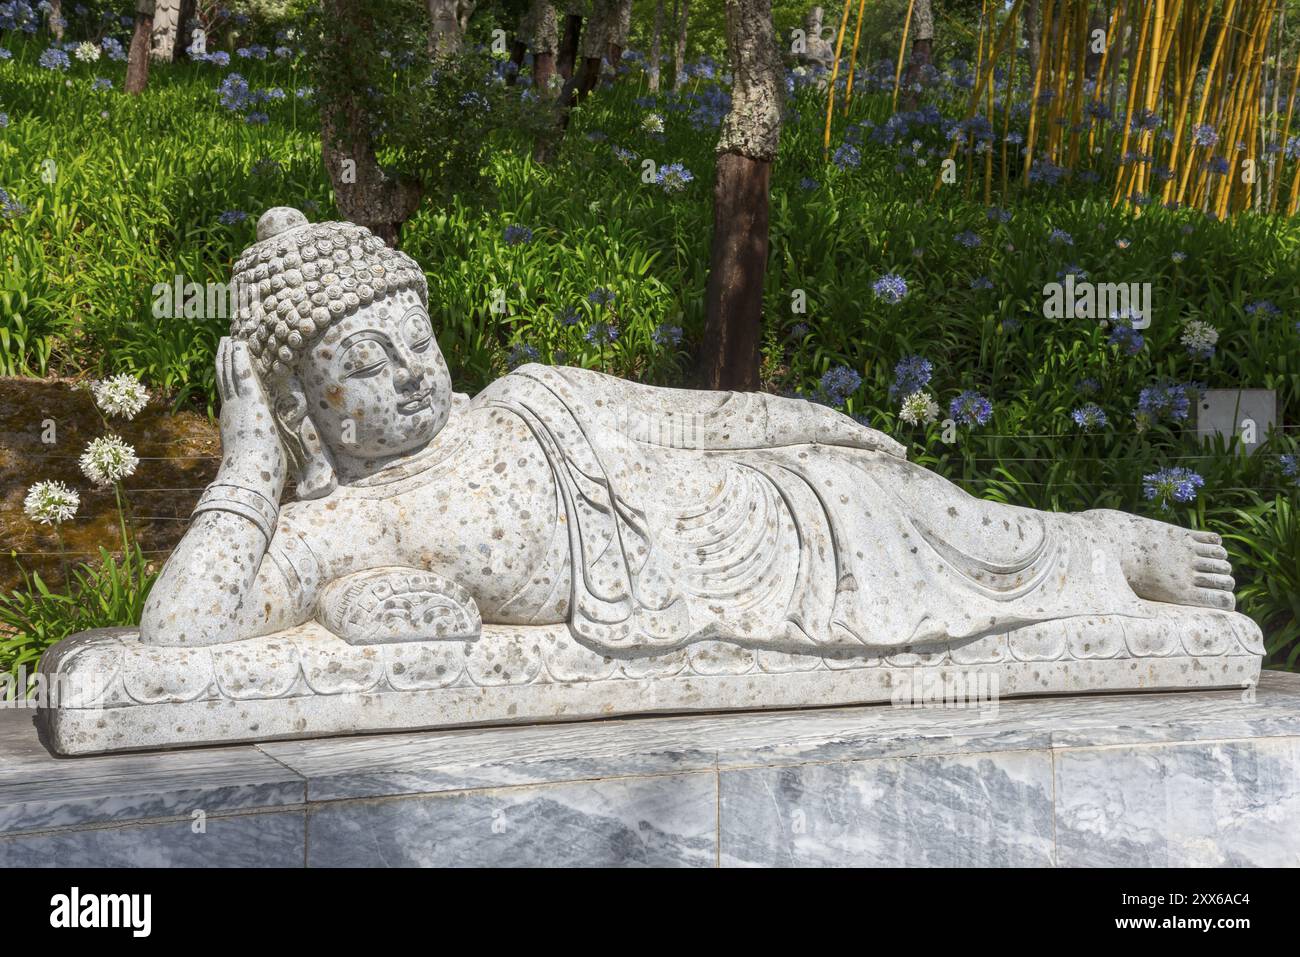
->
<box><xmin>397</xmin><ymin>388</ymin><xmax>431</xmax><ymax>414</ymax></box>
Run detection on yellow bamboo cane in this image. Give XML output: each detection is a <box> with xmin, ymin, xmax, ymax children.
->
<box><xmin>843</xmin><ymin>0</ymin><xmax>871</xmax><ymax>113</ymax></box>
<box><xmin>892</xmin><ymin>0</ymin><xmax>918</xmax><ymax>113</ymax></box>
<box><xmin>822</xmin><ymin>0</ymin><xmax>855</xmax><ymax>158</ymax></box>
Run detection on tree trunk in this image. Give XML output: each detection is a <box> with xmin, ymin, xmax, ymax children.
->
<box><xmin>507</xmin><ymin>40</ymin><xmax>527</xmax><ymax>84</ymax></box>
<box><xmin>428</xmin><ymin>0</ymin><xmax>474</xmax><ymax>57</ymax></box>
<box><xmin>125</xmin><ymin>1</ymin><xmax>156</xmax><ymax>95</ymax></box>
<box><xmin>151</xmin><ymin>0</ymin><xmax>180</xmax><ymax>62</ymax></box>
<box><xmin>698</xmin><ymin>0</ymin><xmax>783</xmax><ymax>391</ymax></box>
<box><xmin>321</xmin><ymin>0</ymin><xmax>422</xmax><ymax>245</ymax></box>
<box><xmin>575</xmin><ymin>0</ymin><xmax>615</xmax><ymax>100</ymax></box>
<box><xmin>672</xmin><ymin>0</ymin><xmax>690</xmax><ymax>90</ymax></box>
<box><xmin>607</xmin><ymin>0</ymin><xmax>632</xmax><ymax>70</ymax></box>
<box><xmin>903</xmin><ymin>0</ymin><xmax>933</xmax><ymax>99</ymax></box>
<box><xmin>49</xmin><ymin>0</ymin><xmax>64</xmax><ymax>40</ymax></box>
<box><xmin>525</xmin><ymin>0</ymin><xmax>559</xmax><ymax>94</ymax></box>
<box><xmin>648</xmin><ymin>0</ymin><xmax>665</xmax><ymax>91</ymax></box>
<box><xmin>557</xmin><ymin>12</ymin><xmax>582</xmax><ymax>79</ymax></box>
<box><xmin>174</xmin><ymin>0</ymin><xmax>197</xmax><ymax>60</ymax></box>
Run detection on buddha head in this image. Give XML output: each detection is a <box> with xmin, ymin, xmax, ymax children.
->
<box><xmin>230</xmin><ymin>207</ymin><xmax>453</xmax><ymax>499</ymax></box>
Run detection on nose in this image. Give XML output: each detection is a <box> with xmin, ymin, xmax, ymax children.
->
<box><xmin>393</xmin><ymin>363</ymin><xmax>414</xmax><ymax>389</ymax></box>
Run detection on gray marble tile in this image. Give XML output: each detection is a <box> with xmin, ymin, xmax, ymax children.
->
<box><xmin>259</xmin><ymin>721</ymin><xmax>719</xmax><ymax>802</ymax></box>
<box><xmin>719</xmin><ymin>750</ymin><xmax>1056</xmax><ymax>867</ymax></box>
<box><xmin>1054</xmin><ymin>735</ymin><xmax>1300</xmax><ymax>867</ymax></box>
<box><xmin>306</xmin><ymin>772</ymin><xmax>717</xmax><ymax>867</ymax></box>
<box><xmin>255</xmin><ymin>672</ymin><xmax>1300</xmax><ymax>805</ymax></box>
<box><xmin>0</xmin><ymin>809</ymin><xmax>305</xmax><ymax>867</ymax></box>
<box><xmin>0</xmin><ymin>713</ymin><xmax>305</xmax><ymax>833</ymax></box>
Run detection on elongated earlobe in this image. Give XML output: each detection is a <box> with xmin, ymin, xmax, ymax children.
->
<box><xmin>272</xmin><ymin>376</ymin><xmax>338</xmax><ymax>500</ymax></box>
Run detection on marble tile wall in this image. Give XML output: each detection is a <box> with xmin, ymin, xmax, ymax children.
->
<box><xmin>4</xmin><ymin>672</ymin><xmax>1300</xmax><ymax>867</ymax></box>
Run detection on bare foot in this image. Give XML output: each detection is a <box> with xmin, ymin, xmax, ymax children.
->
<box><xmin>1081</xmin><ymin>509</ymin><xmax>1235</xmax><ymax>610</ymax></box>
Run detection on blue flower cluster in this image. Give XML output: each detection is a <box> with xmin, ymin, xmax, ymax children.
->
<box><xmin>872</xmin><ymin>272</ymin><xmax>908</xmax><ymax>304</ymax></box>
<box><xmin>950</xmin><ymin>390</ymin><xmax>993</xmax><ymax>427</ymax></box>
<box><xmin>1142</xmin><ymin>467</ymin><xmax>1204</xmax><ymax>510</ymax></box>
<box><xmin>818</xmin><ymin>366</ymin><xmax>862</xmax><ymax>406</ymax></box>
<box><xmin>889</xmin><ymin>355</ymin><xmax>932</xmax><ymax>400</ymax></box>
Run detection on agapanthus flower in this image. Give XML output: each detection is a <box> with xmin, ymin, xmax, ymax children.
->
<box><xmin>1107</xmin><ymin>313</ymin><xmax>1145</xmax><ymax>355</ymax></box>
<box><xmin>91</xmin><ymin>373</ymin><xmax>149</xmax><ymax>419</ymax></box>
<box><xmin>38</xmin><ymin>46</ymin><xmax>70</xmax><ymax>71</ymax></box>
<box><xmin>1049</xmin><ymin>228</ymin><xmax>1073</xmax><ymax>245</ymax></box>
<box><xmin>949</xmin><ymin>390</ymin><xmax>993</xmax><ymax>427</ymax></box>
<box><xmin>832</xmin><ymin>143</ymin><xmax>861</xmax><ymax>169</ymax></box>
<box><xmin>799</xmin><ymin>177</ymin><xmax>819</xmax><ymax>191</ymax></box>
<box><xmin>503</xmin><ymin>224</ymin><xmax>533</xmax><ymax>245</ymax></box>
<box><xmin>641</xmin><ymin>112</ymin><xmax>664</xmax><ymax>134</ymax></box>
<box><xmin>218</xmin><ymin>210</ymin><xmax>247</xmax><ymax>225</ymax></box>
<box><xmin>1142</xmin><ymin>467</ymin><xmax>1204</xmax><ymax>510</ymax></box>
<box><xmin>890</xmin><ymin>355</ymin><xmax>933</xmax><ymax>399</ymax></box>
<box><xmin>954</xmin><ymin>230</ymin><xmax>982</xmax><ymax>248</ymax></box>
<box><xmin>1135</xmin><ymin>380</ymin><xmax>1193</xmax><ymax>429</ymax></box>
<box><xmin>1191</xmin><ymin>124</ymin><xmax>1218</xmax><ymax>148</ymax></box>
<box><xmin>0</xmin><ymin>186</ymin><xmax>28</xmax><ymax>219</ymax></box>
<box><xmin>101</xmin><ymin>36</ymin><xmax>126</xmax><ymax>61</ymax></box>
<box><xmin>91</xmin><ymin>76</ymin><xmax>112</xmax><ymax>90</ymax></box>
<box><xmin>588</xmin><ymin>287</ymin><xmax>616</xmax><ymax>307</ymax></box>
<box><xmin>652</xmin><ymin>324</ymin><xmax>683</xmax><ymax>347</ymax></box>
<box><xmin>1244</xmin><ymin>299</ymin><xmax>1281</xmax><ymax>318</ymax></box>
<box><xmin>970</xmin><ymin>275</ymin><xmax>994</xmax><ymax>290</ymax></box>
<box><xmin>898</xmin><ymin>391</ymin><xmax>939</xmax><ymax>426</ymax></box>
<box><xmin>23</xmin><ymin>480</ymin><xmax>79</xmax><ymax>526</ymax></box>
<box><xmin>655</xmin><ymin>162</ymin><xmax>693</xmax><ymax>194</ymax></box>
<box><xmin>1180</xmin><ymin>319</ymin><xmax>1218</xmax><ymax>359</ymax></box>
<box><xmin>819</xmin><ymin>366</ymin><xmax>862</xmax><ymax>406</ymax></box>
<box><xmin>74</xmin><ymin>40</ymin><xmax>99</xmax><ymax>62</ymax></box>
<box><xmin>872</xmin><ymin>273</ymin><xmax>908</xmax><ymax>304</ymax></box>
<box><xmin>507</xmin><ymin>343</ymin><xmax>539</xmax><ymax>368</ymax></box>
<box><xmin>1071</xmin><ymin>403</ymin><xmax>1108</xmax><ymax>431</ymax></box>
<box><xmin>1282</xmin><ymin>454</ymin><xmax>1299</xmax><ymax>485</ymax></box>
<box><xmin>79</xmin><ymin>434</ymin><xmax>138</xmax><ymax>486</ymax></box>
<box><xmin>584</xmin><ymin>321</ymin><xmax>619</xmax><ymax>344</ymax></box>
<box><xmin>1171</xmin><ymin>250</ymin><xmax>1186</xmax><ymax>264</ymax></box>
<box><xmin>557</xmin><ymin>304</ymin><xmax>581</xmax><ymax>326</ymax></box>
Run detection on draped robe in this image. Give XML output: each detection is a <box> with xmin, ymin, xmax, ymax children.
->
<box><xmin>474</xmin><ymin>365</ymin><xmax>1154</xmax><ymax>657</ymax></box>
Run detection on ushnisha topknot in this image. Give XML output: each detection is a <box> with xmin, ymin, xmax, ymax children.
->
<box><xmin>229</xmin><ymin>207</ymin><xmax>428</xmax><ymax>377</ymax></box>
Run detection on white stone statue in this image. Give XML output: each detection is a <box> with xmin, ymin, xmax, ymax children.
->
<box><xmin>39</xmin><ymin>209</ymin><xmax>1263</xmax><ymax>754</ymax></box>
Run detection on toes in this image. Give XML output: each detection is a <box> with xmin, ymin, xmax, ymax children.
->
<box><xmin>1194</xmin><ymin>573</ymin><xmax>1235</xmax><ymax>592</ymax></box>
<box><xmin>1195</xmin><ymin>543</ymin><xmax>1228</xmax><ymax>561</ymax></box>
<box><xmin>1194</xmin><ymin>588</ymin><xmax>1236</xmax><ymax>611</ymax></box>
<box><xmin>1191</xmin><ymin>531</ymin><xmax>1222</xmax><ymax>546</ymax></box>
<box><xmin>1195</xmin><ymin>558</ymin><xmax>1233</xmax><ymax>576</ymax></box>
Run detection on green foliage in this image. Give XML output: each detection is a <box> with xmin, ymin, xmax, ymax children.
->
<box><xmin>0</xmin><ymin>546</ymin><xmax>158</xmax><ymax>698</ymax></box>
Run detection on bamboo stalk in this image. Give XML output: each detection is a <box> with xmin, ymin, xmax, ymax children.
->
<box><xmin>822</xmin><ymin>0</ymin><xmax>855</xmax><ymax>158</ymax></box>
<box><xmin>892</xmin><ymin>0</ymin><xmax>918</xmax><ymax>113</ymax></box>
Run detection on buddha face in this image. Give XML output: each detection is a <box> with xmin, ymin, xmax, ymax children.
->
<box><xmin>296</xmin><ymin>288</ymin><xmax>452</xmax><ymax>464</ymax></box>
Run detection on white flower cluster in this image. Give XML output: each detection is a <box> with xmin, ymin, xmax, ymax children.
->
<box><xmin>23</xmin><ymin>480</ymin><xmax>80</xmax><ymax>526</ymax></box>
<box><xmin>898</xmin><ymin>391</ymin><xmax>940</xmax><ymax>426</ymax></box>
<box><xmin>641</xmin><ymin>112</ymin><xmax>665</xmax><ymax>134</ymax></box>
<box><xmin>91</xmin><ymin>373</ymin><xmax>150</xmax><ymax>420</ymax></box>
<box><xmin>79</xmin><ymin>434</ymin><xmax>139</xmax><ymax>486</ymax></box>
<box><xmin>74</xmin><ymin>41</ymin><xmax>100</xmax><ymax>63</ymax></box>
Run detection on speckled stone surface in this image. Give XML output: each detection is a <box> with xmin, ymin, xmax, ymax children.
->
<box><xmin>5</xmin><ymin>671</ymin><xmax>1300</xmax><ymax>866</ymax></box>
<box><xmin>35</xmin><ymin>209</ymin><xmax>1264</xmax><ymax>753</ymax></box>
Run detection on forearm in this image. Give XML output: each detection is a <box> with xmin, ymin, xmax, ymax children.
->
<box><xmin>139</xmin><ymin>483</ymin><xmax>280</xmax><ymax>647</ymax></box>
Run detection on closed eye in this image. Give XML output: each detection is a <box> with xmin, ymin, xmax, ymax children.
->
<box><xmin>411</xmin><ymin>336</ymin><xmax>433</xmax><ymax>352</ymax></box>
<box><xmin>344</xmin><ymin>358</ymin><xmax>388</xmax><ymax>379</ymax></box>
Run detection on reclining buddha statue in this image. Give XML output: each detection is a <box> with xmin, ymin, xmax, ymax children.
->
<box><xmin>39</xmin><ymin>208</ymin><xmax>1264</xmax><ymax>754</ymax></box>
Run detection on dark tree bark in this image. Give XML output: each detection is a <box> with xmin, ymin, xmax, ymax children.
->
<box><xmin>557</xmin><ymin>11</ymin><xmax>582</xmax><ymax>79</ymax></box>
<box><xmin>174</xmin><ymin>0</ymin><xmax>197</xmax><ymax>61</ymax></box>
<box><xmin>125</xmin><ymin>0</ymin><xmax>156</xmax><ymax>95</ymax></box>
<box><xmin>698</xmin><ymin>0</ymin><xmax>783</xmax><ymax>391</ymax></box>
<box><xmin>507</xmin><ymin>40</ymin><xmax>527</xmax><ymax>84</ymax></box>
<box><xmin>321</xmin><ymin>0</ymin><xmax>421</xmax><ymax>245</ymax></box>
<box><xmin>607</xmin><ymin>0</ymin><xmax>632</xmax><ymax>70</ymax></box>
<box><xmin>574</xmin><ymin>0</ymin><xmax>615</xmax><ymax>101</ymax></box>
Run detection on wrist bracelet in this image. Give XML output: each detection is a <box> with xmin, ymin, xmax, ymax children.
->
<box><xmin>192</xmin><ymin>483</ymin><xmax>279</xmax><ymax>541</ymax></box>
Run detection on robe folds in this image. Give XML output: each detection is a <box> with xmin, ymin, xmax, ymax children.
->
<box><xmin>474</xmin><ymin>364</ymin><xmax>1155</xmax><ymax>657</ymax></box>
